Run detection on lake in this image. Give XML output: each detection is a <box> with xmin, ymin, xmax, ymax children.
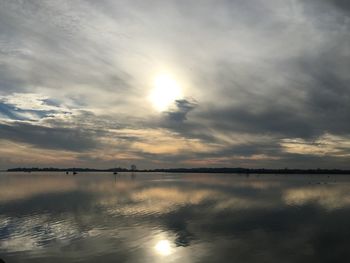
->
<box><xmin>1</xmin><ymin>172</ymin><xmax>350</xmax><ymax>262</ymax></box>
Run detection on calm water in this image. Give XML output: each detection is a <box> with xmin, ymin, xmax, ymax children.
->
<box><xmin>1</xmin><ymin>172</ymin><xmax>350</xmax><ymax>263</ymax></box>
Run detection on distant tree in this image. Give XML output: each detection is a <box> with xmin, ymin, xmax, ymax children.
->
<box><xmin>131</xmin><ymin>164</ymin><xmax>137</xmax><ymax>171</ymax></box>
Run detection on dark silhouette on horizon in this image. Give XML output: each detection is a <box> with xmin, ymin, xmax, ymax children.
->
<box><xmin>6</xmin><ymin>167</ymin><xmax>350</xmax><ymax>174</ymax></box>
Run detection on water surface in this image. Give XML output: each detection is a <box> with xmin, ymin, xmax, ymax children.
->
<box><xmin>1</xmin><ymin>172</ymin><xmax>350</xmax><ymax>262</ymax></box>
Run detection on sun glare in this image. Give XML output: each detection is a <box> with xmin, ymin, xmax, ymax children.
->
<box><xmin>149</xmin><ymin>74</ymin><xmax>182</xmax><ymax>111</ymax></box>
<box><xmin>154</xmin><ymin>240</ymin><xmax>172</xmax><ymax>256</ymax></box>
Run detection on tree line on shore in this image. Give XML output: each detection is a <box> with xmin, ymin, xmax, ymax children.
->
<box><xmin>6</xmin><ymin>167</ymin><xmax>350</xmax><ymax>174</ymax></box>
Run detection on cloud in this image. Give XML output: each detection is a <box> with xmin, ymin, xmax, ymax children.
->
<box><xmin>0</xmin><ymin>122</ymin><xmax>98</xmax><ymax>152</ymax></box>
<box><xmin>0</xmin><ymin>0</ymin><xmax>349</xmax><ymax>168</ymax></box>
<box><xmin>0</xmin><ymin>93</ymin><xmax>64</xmax><ymax>121</ymax></box>
<box><xmin>165</xmin><ymin>99</ymin><xmax>197</xmax><ymax>123</ymax></box>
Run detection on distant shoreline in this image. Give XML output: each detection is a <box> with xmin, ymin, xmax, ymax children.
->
<box><xmin>5</xmin><ymin>167</ymin><xmax>350</xmax><ymax>174</ymax></box>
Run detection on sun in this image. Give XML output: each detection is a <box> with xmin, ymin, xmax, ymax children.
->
<box><xmin>149</xmin><ymin>74</ymin><xmax>183</xmax><ymax>111</ymax></box>
<box><xmin>154</xmin><ymin>240</ymin><xmax>172</xmax><ymax>256</ymax></box>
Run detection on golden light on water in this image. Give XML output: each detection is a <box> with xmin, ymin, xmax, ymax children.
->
<box><xmin>149</xmin><ymin>74</ymin><xmax>183</xmax><ymax>111</ymax></box>
<box><xmin>154</xmin><ymin>240</ymin><xmax>172</xmax><ymax>256</ymax></box>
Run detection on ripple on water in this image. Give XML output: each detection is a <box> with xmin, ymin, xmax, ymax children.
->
<box><xmin>1</xmin><ymin>173</ymin><xmax>350</xmax><ymax>262</ymax></box>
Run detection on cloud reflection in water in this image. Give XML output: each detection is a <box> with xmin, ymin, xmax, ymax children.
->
<box><xmin>1</xmin><ymin>173</ymin><xmax>350</xmax><ymax>262</ymax></box>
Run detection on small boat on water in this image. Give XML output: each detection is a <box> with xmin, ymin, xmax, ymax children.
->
<box><xmin>73</xmin><ymin>171</ymin><xmax>77</xmax><ymax>175</ymax></box>
<box><xmin>113</xmin><ymin>171</ymin><xmax>118</xmax><ymax>175</ymax></box>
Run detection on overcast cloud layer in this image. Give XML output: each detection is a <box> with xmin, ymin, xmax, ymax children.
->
<box><xmin>0</xmin><ymin>0</ymin><xmax>349</xmax><ymax>169</ymax></box>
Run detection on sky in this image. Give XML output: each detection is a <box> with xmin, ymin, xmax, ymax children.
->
<box><xmin>0</xmin><ymin>0</ymin><xmax>350</xmax><ymax>169</ymax></box>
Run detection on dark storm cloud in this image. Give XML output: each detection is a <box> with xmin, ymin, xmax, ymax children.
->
<box><xmin>198</xmin><ymin>104</ymin><xmax>315</xmax><ymax>138</ymax></box>
<box><xmin>183</xmin><ymin>35</ymin><xmax>349</xmax><ymax>143</ymax></box>
<box><xmin>331</xmin><ymin>0</ymin><xmax>350</xmax><ymax>12</ymax></box>
<box><xmin>301</xmin><ymin>54</ymin><xmax>350</xmax><ymax>136</ymax></box>
<box><xmin>165</xmin><ymin>99</ymin><xmax>197</xmax><ymax>123</ymax></box>
<box><xmin>311</xmin><ymin>0</ymin><xmax>350</xmax><ymax>14</ymax></box>
<box><xmin>0</xmin><ymin>122</ymin><xmax>98</xmax><ymax>152</ymax></box>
